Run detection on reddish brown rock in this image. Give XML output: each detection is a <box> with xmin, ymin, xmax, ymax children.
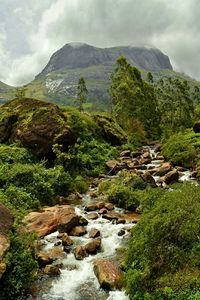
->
<box><xmin>60</xmin><ymin>233</ymin><xmax>73</xmax><ymax>247</ymax></box>
<box><xmin>36</xmin><ymin>247</ymin><xmax>65</xmax><ymax>268</ymax></box>
<box><xmin>93</xmin><ymin>259</ymin><xmax>122</xmax><ymax>290</ymax></box>
<box><xmin>84</xmin><ymin>239</ymin><xmax>101</xmax><ymax>255</ymax></box>
<box><xmin>69</xmin><ymin>226</ymin><xmax>87</xmax><ymax>237</ymax></box>
<box><xmin>89</xmin><ymin>228</ymin><xmax>101</xmax><ymax>238</ymax></box>
<box><xmin>102</xmin><ymin>213</ymin><xmax>119</xmax><ymax>221</ymax></box>
<box><xmin>24</xmin><ymin>205</ymin><xmax>78</xmax><ymax>237</ymax></box>
<box><xmin>87</xmin><ymin>212</ymin><xmax>99</xmax><ymax>220</ymax></box>
<box><xmin>116</xmin><ymin>218</ymin><xmax>126</xmax><ymax>224</ymax></box>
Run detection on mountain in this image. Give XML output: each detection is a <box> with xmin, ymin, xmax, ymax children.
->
<box><xmin>0</xmin><ymin>81</ymin><xmax>14</xmax><ymax>104</ymax></box>
<box><xmin>0</xmin><ymin>43</ymin><xmax>199</xmax><ymax>110</ymax></box>
<box><xmin>37</xmin><ymin>43</ymin><xmax>172</xmax><ymax>77</ymax></box>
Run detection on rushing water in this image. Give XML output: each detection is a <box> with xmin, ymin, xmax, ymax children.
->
<box><xmin>35</xmin><ymin>196</ymin><xmax>132</xmax><ymax>300</ymax></box>
<box><xmin>32</xmin><ymin>145</ymin><xmax>195</xmax><ymax>300</ymax></box>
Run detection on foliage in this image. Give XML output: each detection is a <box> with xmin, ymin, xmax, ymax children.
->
<box><xmin>14</xmin><ymin>86</ymin><xmax>27</xmax><ymax>99</ymax></box>
<box><xmin>0</xmin><ymin>144</ymin><xmax>35</xmax><ymax>164</ymax></box>
<box><xmin>125</xmin><ymin>182</ymin><xmax>200</xmax><ymax>299</ymax></box>
<box><xmin>155</xmin><ymin>78</ymin><xmax>194</xmax><ymax>137</ymax></box>
<box><xmin>75</xmin><ymin>77</ymin><xmax>88</xmax><ymax>111</ymax></box>
<box><xmin>109</xmin><ymin>56</ymin><xmax>160</xmax><ymax>139</ymax></box>
<box><xmin>0</xmin><ymin>232</ymin><xmax>38</xmax><ymax>300</ymax></box>
<box><xmin>162</xmin><ymin>132</ymin><xmax>196</xmax><ymax>167</ymax></box>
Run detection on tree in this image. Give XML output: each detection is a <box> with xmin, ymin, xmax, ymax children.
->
<box><xmin>147</xmin><ymin>72</ymin><xmax>154</xmax><ymax>84</ymax></box>
<box><xmin>15</xmin><ymin>86</ymin><xmax>27</xmax><ymax>99</ymax></box>
<box><xmin>75</xmin><ymin>77</ymin><xmax>88</xmax><ymax>111</ymax></box>
<box><xmin>109</xmin><ymin>56</ymin><xmax>160</xmax><ymax>139</ymax></box>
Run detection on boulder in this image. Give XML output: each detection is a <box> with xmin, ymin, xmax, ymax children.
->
<box><xmin>60</xmin><ymin>233</ymin><xmax>73</xmax><ymax>247</ymax></box>
<box><xmin>24</xmin><ymin>205</ymin><xmax>78</xmax><ymax>237</ymax></box>
<box><xmin>78</xmin><ymin>216</ymin><xmax>88</xmax><ymax>226</ymax></box>
<box><xmin>141</xmin><ymin>171</ymin><xmax>157</xmax><ymax>188</ymax></box>
<box><xmin>142</xmin><ymin>152</ymin><xmax>151</xmax><ymax>159</ymax></box>
<box><xmin>0</xmin><ymin>98</ymin><xmax>76</xmax><ymax>158</ymax></box>
<box><xmin>36</xmin><ymin>247</ymin><xmax>65</xmax><ymax>268</ymax></box>
<box><xmin>74</xmin><ymin>245</ymin><xmax>88</xmax><ymax>260</ymax></box>
<box><xmin>84</xmin><ymin>204</ymin><xmax>98</xmax><ymax>212</ymax></box>
<box><xmin>93</xmin><ymin>115</ymin><xmax>127</xmax><ymax>146</ymax></box>
<box><xmin>131</xmin><ymin>151</ymin><xmax>142</xmax><ymax>158</ymax></box>
<box><xmin>69</xmin><ymin>226</ymin><xmax>87</xmax><ymax>237</ymax></box>
<box><xmin>105</xmin><ymin>160</ymin><xmax>119</xmax><ymax>173</ymax></box>
<box><xmin>153</xmin><ymin>162</ymin><xmax>172</xmax><ymax>177</ymax></box>
<box><xmin>93</xmin><ymin>259</ymin><xmax>122</xmax><ymax>290</ymax></box>
<box><xmin>99</xmin><ymin>208</ymin><xmax>108</xmax><ymax>214</ymax></box>
<box><xmin>96</xmin><ymin>202</ymin><xmax>105</xmax><ymax>209</ymax></box>
<box><xmin>43</xmin><ymin>264</ymin><xmax>61</xmax><ymax>276</ymax></box>
<box><xmin>163</xmin><ymin>170</ymin><xmax>179</xmax><ymax>185</ymax></box>
<box><xmin>104</xmin><ymin>203</ymin><xmax>114</xmax><ymax>210</ymax></box>
<box><xmin>87</xmin><ymin>212</ymin><xmax>99</xmax><ymax>220</ymax></box>
<box><xmin>84</xmin><ymin>239</ymin><xmax>101</xmax><ymax>255</ymax></box>
<box><xmin>89</xmin><ymin>228</ymin><xmax>101</xmax><ymax>238</ymax></box>
<box><xmin>120</xmin><ymin>150</ymin><xmax>131</xmax><ymax>157</ymax></box>
<box><xmin>116</xmin><ymin>218</ymin><xmax>126</xmax><ymax>224</ymax></box>
<box><xmin>102</xmin><ymin>213</ymin><xmax>119</xmax><ymax>221</ymax></box>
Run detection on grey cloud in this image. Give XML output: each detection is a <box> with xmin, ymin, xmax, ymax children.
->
<box><xmin>0</xmin><ymin>0</ymin><xmax>199</xmax><ymax>85</ymax></box>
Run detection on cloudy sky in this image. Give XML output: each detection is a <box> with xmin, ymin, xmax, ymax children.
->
<box><xmin>0</xmin><ymin>0</ymin><xmax>200</xmax><ymax>86</ymax></box>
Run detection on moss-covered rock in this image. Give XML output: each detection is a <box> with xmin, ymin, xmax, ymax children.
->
<box><xmin>0</xmin><ymin>98</ymin><xmax>76</xmax><ymax>158</ymax></box>
<box><xmin>93</xmin><ymin>114</ymin><xmax>127</xmax><ymax>145</ymax></box>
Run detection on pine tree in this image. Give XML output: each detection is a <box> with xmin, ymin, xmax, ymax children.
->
<box><xmin>76</xmin><ymin>77</ymin><xmax>88</xmax><ymax>111</ymax></box>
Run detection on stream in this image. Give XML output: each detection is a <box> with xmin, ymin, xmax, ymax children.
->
<box><xmin>30</xmin><ymin>145</ymin><xmax>195</xmax><ymax>300</ymax></box>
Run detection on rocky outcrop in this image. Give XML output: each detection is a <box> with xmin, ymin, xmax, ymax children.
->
<box><xmin>0</xmin><ymin>98</ymin><xmax>76</xmax><ymax>158</ymax></box>
<box><xmin>24</xmin><ymin>205</ymin><xmax>78</xmax><ymax>237</ymax></box>
<box><xmin>93</xmin><ymin>115</ymin><xmax>127</xmax><ymax>146</ymax></box>
<box><xmin>0</xmin><ymin>203</ymin><xmax>13</xmax><ymax>279</ymax></box>
<box><xmin>93</xmin><ymin>259</ymin><xmax>122</xmax><ymax>290</ymax></box>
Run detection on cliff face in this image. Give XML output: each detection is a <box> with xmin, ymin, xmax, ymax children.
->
<box><xmin>37</xmin><ymin>43</ymin><xmax>172</xmax><ymax>77</ymax></box>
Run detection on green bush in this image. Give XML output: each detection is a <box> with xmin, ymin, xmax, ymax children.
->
<box><xmin>162</xmin><ymin>133</ymin><xmax>196</xmax><ymax>167</ymax></box>
<box><xmin>0</xmin><ymin>233</ymin><xmax>38</xmax><ymax>300</ymax></box>
<box><xmin>0</xmin><ymin>144</ymin><xmax>35</xmax><ymax>164</ymax></box>
<box><xmin>125</xmin><ymin>182</ymin><xmax>200</xmax><ymax>299</ymax></box>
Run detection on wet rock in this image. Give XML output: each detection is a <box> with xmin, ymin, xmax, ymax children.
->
<box><xmin>102</xmin><ymin>213</ymin><xmax>119</xmax><ymax>221</ymax></box>
<box><xmin>69</xmin><ymin>226</ymin><xmax>87</xmax><ymax>237</ymax></box>
<box><xmin>153</xmin><ymin>162</ymin><xmax>172</xmax><ymax>176</ymax></box>
<box><xmin>96</xmin><ymin>202</ymin><xmax>105</xmax><ymax>209</ymax></box>
<box><xmin>120</xmin><ymin>150</ymin><xmax>131</xmax><ymax>157</ymax></box>
<box><xmin>43</xmin><ymin>264</ymin><xmax>61</xmax><ymax>276</ymax></box>
<box><xmin>78</xmin><ymin>216</ymin><xmax>89</xmax><ymax>226</ymax></box>
<box><xmin>104</xmin><ymin>203</ymin><xmax>114</xmax><ymax>210</ymax></box>
<box><xmin>116</xmin><ymin>218</ymin><xmax>126</xmax><ymax>224</ymax></box>
<box><xmin>142</xmin><ymin>152</ymin><xmax>151</xmax><ymax>159</ymax></box>
<box><xmin>87</xmin><ymin>212</ymin><xmax>99</xmax><ymax>220</ymax></box>
<box><xmin>36</xmin><ymin>247</ymin><xmax>65</xmax><ymax>268</ymax></box>
<box><xmin>156</xmin><ymin>155</ymin><xmax>164</xmax><ymax>160</ymax></box>
<box><xmin>74</xmin><ymin>245</ymin><xmax>88</xmax><ymax>260</ymax></box>
<box><xmin>84</xmin><ymin>239</ymin><xmax>101</xmax><ymax>255</ymax></box>
<box><xmin>141</xmin><ymin>171</ymin><xmax>157</xmax><ymax>188</ymax></box>
<box><xmin>58</xmin><ymin>214</ymin><xmax>80</xmax><ymax>234</ymax></box>
<box><xmin>24</xmin><ymin>205</ymin><xmax>77</xmax><ymax>237</ymax></box>
<box><xmin>89</xmin><ymin>228</ymin><xmax>101</xmax><ymax>238</ymax></box>
<box><xmin>84</xmin><ymin>204</ymin><xmax>98</xmax><ymax>211</ymax></box>
<box><xmin>93</xmin><ymin>259</ymin><xmax>122</xmax><ymax>290</ymax></box>
<box><xmin>99</xmin><ymin>208</ymin><xmax>108</xmax><ymax>214</ymax></box>
<box><xmin>89</xmin><ymin>191</ymin><xmax>99</xmax><ymax>198</ymax></box>
<box><xmin>139</xmin><ymin>158</ymin><xmax>151</xmax><ymax>165</ymax></box>
<box><xmin>118</xmin><ymin>229</ymin><xmax>126</xmax><ymax>236</ymax></box>
<box><xmin>61</xmin><ymin>233</ymin><xmax>73</xmax><ymax>247</ymax></box>
<box><xmin>131</xmin><ymin>151</ymin><xmax>142</xmax><ymax>158</ymax></box>
<box><xmin>163</xmin><ymin>169</ymin><xmax>179</xmax><ymax>185</ymax></box>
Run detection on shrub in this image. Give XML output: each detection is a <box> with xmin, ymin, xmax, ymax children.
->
<box><xmin>0</xmin><ymin>233</ymin><xmax>38</xmax><ymax>300</ymax></box>
<box><xmin>0</xmin><ymin>144</ymin><xmax>35</xmax><ymax>164</ymax></box>
<box><xmin>162</xmin><ymin>133</ymin><xmax>196</xmax><ymax>167</ymax></box>
<box><xmin>125</xmin><ymin>182</ymin><xmax>200</xmax><ymax>299</ymax></box>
